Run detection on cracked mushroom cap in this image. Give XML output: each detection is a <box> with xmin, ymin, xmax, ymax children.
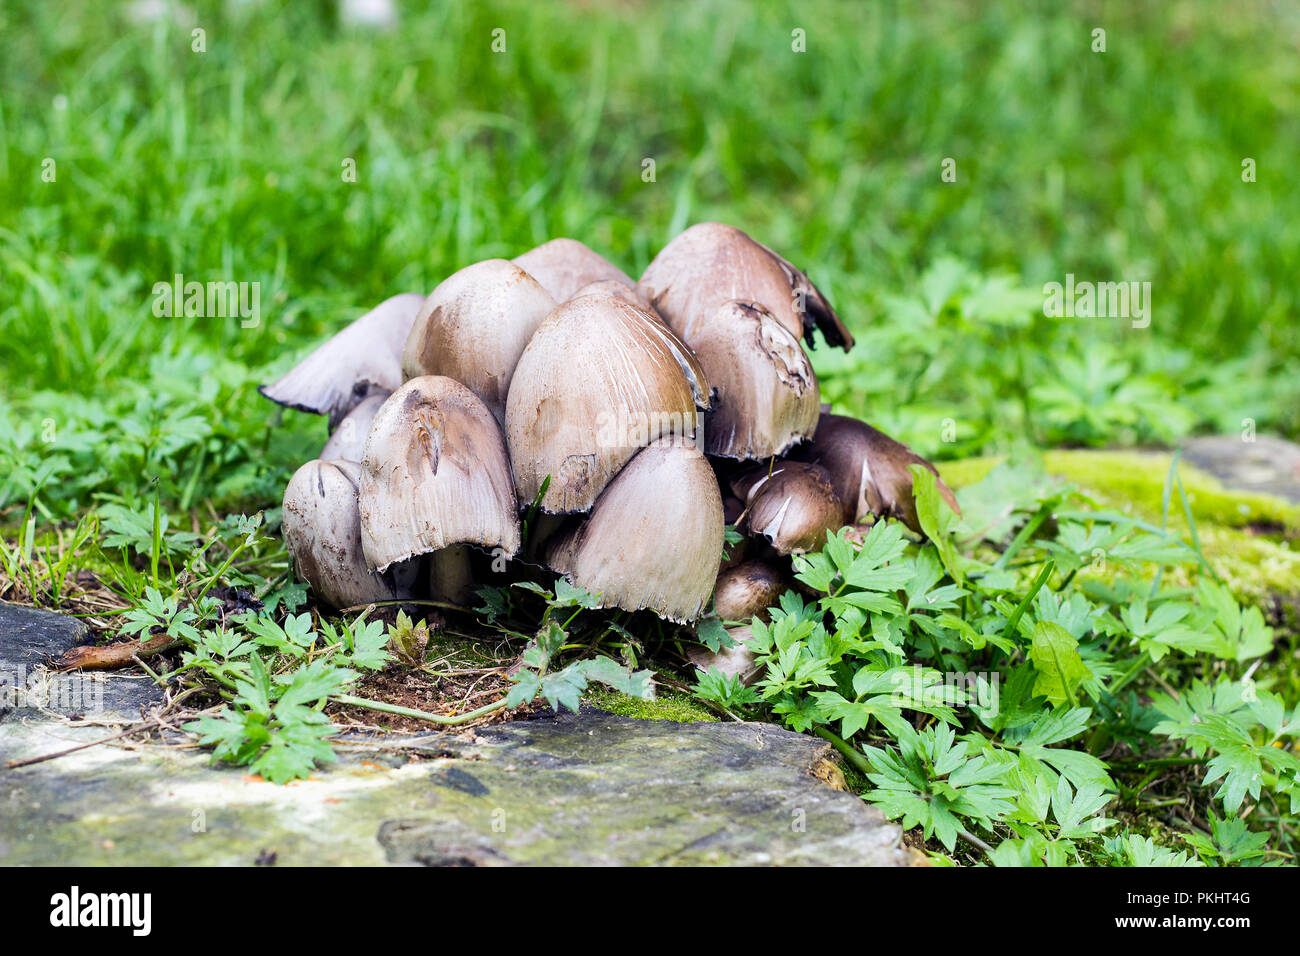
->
<box><xmin>547</xmin><ymin>438</ymin><xmax>724</xmax><ymax>623</ymax></box>
<box><xmin>320</xmin><ymin>391</ymin><xmax>389</xmax><ymax>462</ymax></box>
<box><xmin>639</xmin><ymin>222</ymin><xmax>853</xmax><ymax>351</ymax></box>
<box><xmin>790</xmin><ymin>413</ymin><xmax>960</xmax><ymax>534</ymax></box>
<box><xmin>401</xmin><ymin>259</ymin><xmax>556</xmax><ymax>423</ymax></box>
<box><xmin>512</xmin><ymin>238</ymin><xmax>636</xmax><ymax>302</ymax></box>
<box><xmin>259</xmin><ymin>293</ymin><xmax>424</xmax><ymax>428</ymax></box>
<box><xmin>281</xmin><ymin>459</ymin><xmax>418</xmax><ymax>609</ymax></box>
<box><xmin>359</xmin><ymin>375</ymin><xmax>521</xmax><ymax>572</ymax></box>
<box><xmin>735</xmin><ymin>461</ymin><xmax>845</xmax><ymax>555</ymax></box>
<box><xmin>692</xmin><ymin>300</ymin><xmax>820</xmax><ymax>459</ymax></box>
<box><xmin>505</xmin><ymin>292</ymin><xmax>711</xmax><ymax>514</ymax></box>
<box><xmin>714</xmin><ymin>559</ymin><xmax>786</xmax><ymax>623</ymax></box>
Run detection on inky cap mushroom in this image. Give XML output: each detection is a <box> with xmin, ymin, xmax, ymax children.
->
<box><xmin>506</xmin><ymin>293</ymin><xmax>711</xmax><ymax>513</ymax></box>
<box><xmin>692</xmin><ymin>300</ymin><xmax>820</xmax><ymax>459</ymax></box>
<box><xmin>259</xmin><ymin>293</ymin><xmax>424</xmax><ymax>428</ymax></box>
<box><xmin>513</xmin><ymin>238</ymin><xmax>636</xmax><ymax>303</ymax></box>
<box><xmin>282</xmin><ymin>459</ymin><xmax>418</xmax><ymax>609</ymax></box>
<box><xmin>714</xmin><ymin>559</ymin><xmax>787</xmax><ymax>623</ymax></box>
<box><xmin>401</xmin><ymin>259</ymin><xmax>556</xmax><ymax>423</ymax></box>
<box><xmin>687</xmin><ymin>625</ymin><xmax>761</xmax><ymax>683</ymax></box>
<box><xmin>791</xmin><ymin>413</ymin><xmax>960</xmax><ymax>534</ymax></box>
<box><xmin>735</xmin><ymin>461</ymin><xmax>845</xmax><ymax>555</ymax></box>
<box><xmin>320</xmin><ymin>391</ymin><xmax>389</xmax><ymax>462</ymax></box>
<box><xmin>547</xmin><ymin>438</ymin><xmax>724</xmax><ymax>623</ymax></box>
<box><xmin>639</xmin><ymin>222</ymin><xmax>853</xmax><ymax>351</ymax></box>
<box><xmin>359</xmin><ymin>375</ymin><xmax>521</xmax><ymax>572</ymax></box>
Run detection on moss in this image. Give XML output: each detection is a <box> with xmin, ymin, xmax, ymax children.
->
<box><xmin>585</xmin><ymin>688</ymin><xmax>717</xmax><ymax>723</ymax></box>
<box><xmin>942</xmin><ymin>450</ymin><xmax>1299</xmax><ymax>601</ymax></box>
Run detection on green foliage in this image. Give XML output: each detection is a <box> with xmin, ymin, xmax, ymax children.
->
<box><xmin>693</xmin><ymin>459</ymin><xmax>1298</xmax><ymax>866</ymax></box>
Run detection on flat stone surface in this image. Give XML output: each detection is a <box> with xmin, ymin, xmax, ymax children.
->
<box><xmin>1182</xmin><ymin>434</ymin><xmax>1300</xmax><ymax>503</ymax></box>
<box><xmin>0</xmin><ymin>604</ymin><xmax>913</xmax><ymax>866</ymax></box>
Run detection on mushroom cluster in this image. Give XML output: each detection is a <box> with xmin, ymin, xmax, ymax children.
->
<box><xmin>263</xmin><ymin>223</ymin><xmax>959</xmax><ymax>668</ymax></box>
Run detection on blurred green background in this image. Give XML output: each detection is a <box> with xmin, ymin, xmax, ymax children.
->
<box><xmin>2</xmin><ymin>0</ymin><xmax>1297</xmax><ymax>519</ymax></box>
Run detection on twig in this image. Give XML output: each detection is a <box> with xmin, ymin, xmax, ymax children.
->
<box><xmin>333</xmin><ymin>693</ymin><xmax>507</xmax><ymax>726</ymax></box>
<box><xmin>5</xmin><ymin>718</ymin><xmax>161</xmax><ymax>770</ymax></box>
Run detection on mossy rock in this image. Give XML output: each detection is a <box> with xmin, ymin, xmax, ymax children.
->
<box><xmin>938</xmin><ymin>447</ymin><xmax>1300</xmax><ymax>602</ymax></box>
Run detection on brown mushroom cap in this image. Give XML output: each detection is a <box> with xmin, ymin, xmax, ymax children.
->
<box><xmin>281</xmin><ymin>459</ymin><xmax>418</xmax><ymax>609</ymax></box>
<box><xmin>735</xmin><ymin>461</ymin><xmax>845</xmax><ymax>555</ymax></box>
<box><xmin>505</xmin><ymin>293</ymin><xmax>711</xmax><ymax>514</ymax></box>
<box><xmin>692</xmin><ymin>300</ymin><xmax>820</xmax><ymax>460</ymax></box>
<box><xmin>400</xmin><ymin>259</ymin><xmax>556</xmax><ymax>423</ymax></box>
<box><xmin>547</xmin><ymin>438</ymin><xmax>724</xmax><ymax>623</ymax></box>
<box><xmin>259</xmin><ymin>293</ymin><xmax>424</xmax><ymax>428</ymax></box>
<box><xmin>790</xmin><ymin>413</ymin><xmax>961</xmax><ymax>534</ymax></box>
<box><xmin>513</xmin><ymin>238</ymin><xmax>636</xmax><ymax>302</ymax></box>
<box><xmin>639</xmin><ymin>222</ymin><xmax>853</xmax><ymax>351</ymax></box>
<box><xmin>714</xmin><ymin>559</ymin><xmax>786</xmax><ymax>623</ymax></box>
<box><xmin>320</xmin><ymin>391</ymin><xmax>389</xmax><ymax>462</ymax></box>
<box><xmin>359</xmin><ymin>375</ymin><xmax>521</xmax><ymax>572</ymax></box>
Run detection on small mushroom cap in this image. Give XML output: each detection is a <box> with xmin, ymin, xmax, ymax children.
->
<box><xmin>547</xmin><ymin>438</ymin><xmax>724</xmax><ymax>623</ymax></box>
<box><xmin>714</xmin><ymin>559</ymin><xmax>786</xmax><ymax>623</ymax></box>
<box><xmin>687</xmin><ymin>625</ymin><xmax>760</xmax><ymax>683</ymax></box>
<box><xmin>320</xmin><ymin>391</ymin><xmax>389</xmax><ymax>462</ymax></box>
<box><xmin>513</xmin><ymin>238</ymin><xmax>636</xmax><ymax>302</ymax></box>
<box><xmin>401</xmin><ymin>259</ymin><xmax>556</xmax><ymax>423</ymax></box>
<box><xmin>506</xmin><ymin>293</ymin><xmax>711</xmax><ymax>514</ymax></box>
<box><xmin>281</xmin><ymin>459</ymin><xmax>418</xmax><ymax>609</ymax></box>
<box><xmin>639</xmin><ymin>222</ymin><xmax>853</xmax><ymax>351</ymax></box>
<box><xmin>259</xmin><ymin>293</ymin><xmax>424</xmax><ymax>428</ymax></box>
<box><xmin>359</xmin><ymin>375</ymin><xmax>521</xmax><ymax>572</ymax></box>
<box><xmin>791</xmin><ymin>413</ymin><xmax>961</xmax><ymax>534</ymax></box>
<box><xmin>693</xmin><ymin>300</ymin><xmax>820</xmax><ymax>460</ymax></box>
<box><xmin>736</xmin><ymin>461</ymin><xmax>845</xmax><ymax>555</ymax></box>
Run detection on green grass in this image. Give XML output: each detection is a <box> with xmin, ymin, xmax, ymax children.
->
<box><xmin>2</xmin><ymin>1</ymin><xmax>1298</xmax><ymax>522</ymax></box>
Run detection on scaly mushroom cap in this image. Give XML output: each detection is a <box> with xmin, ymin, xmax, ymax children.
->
<box><xmin>282</xmin><ymin>459</ymin><xmax>418</xmax><ymax>609</ymax></box>
<box><xmin>506</xmin><ymin>293</ymin><xmax>711</xmax><ymax>513</ymax></box>
<box><xmin>547</xmin><ymin>438</ymin><xmax>724</xmax><ymax>623</ymax></box>
<box><xmin>401</xmin><ymin>259</ymin><xmax>556</xmax><ymax>423</ymax></box>
<box><xmin>714</xmin><ymin>559</ymin><xmax>786</xmax><ymax>623</ymax></box>
<box><xmin>513</xmin><ymin>238</ymin><xmax>636</xmax><ymax>302</ymax></box>
<box><xmin>320</xmin><ymin>391</ymin><xmax>389</xmax><ymax>462</ymax></box>
<box><xmin>791</xmin><ymin>413</ymin><xmax>961</xmax><ymax>534</ymax></box>
<box><xmin>735</xmin><ymin>461</ymin><xmax>844</xmax><ymax>555</ymax></box>
<box><xmin>359</xmin><ymin>376</ymin><xmax>521</xmax><ymax>572</ymax></box>
<box><xmin>639</xmin><ymin>222</ymin><xmax>853</xmax><ymax>351</ymax></box>
<box><xmin>692</xmin><ymin>300</ymin><xmax>820</xmax><ymax>459</ymax></box>
<box><xmin>259</xmin><ymin>293</ymin><xmax>424</xmax><ymax>428</ymax></box>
